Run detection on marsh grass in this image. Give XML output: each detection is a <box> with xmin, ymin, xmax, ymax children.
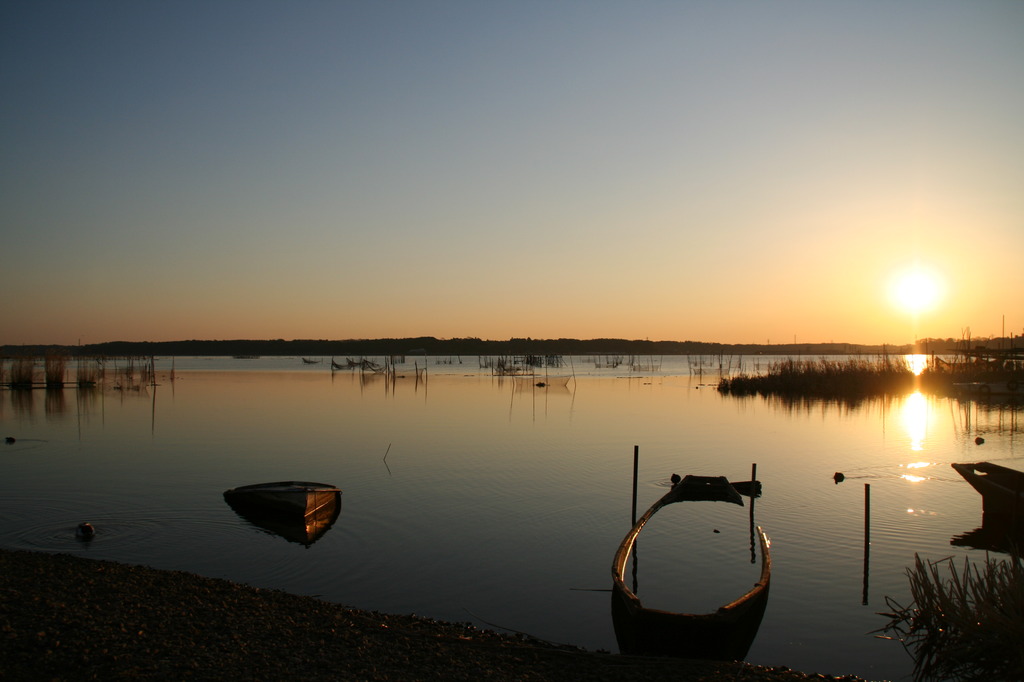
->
<box><xmin>877</xmin><ymin>553</ymin><xmax>1024</xmax><ymax>681</ymax></box>
<box><xmin>113</xmin><ymin>356</ymin><xmax>152</xmax><ymax>390</ymax></box>
<box><xmin>9</xmin><ymin>357</ymin><xmax>35</xmax><ymax>387</ymax></box>
<box><xmin>44</xmin><ymin>351</ymin><xmax>68</xmax><ymax>387</ymax></box>
<box><xmin>75</xmin><ymin>356</ymin><xmax>103</xmax><ymax>387</ymax></box>
<box><xmin>718</xmin><ymin>355</ymin><xmax>918</xmax><ymax>399</ymax></box>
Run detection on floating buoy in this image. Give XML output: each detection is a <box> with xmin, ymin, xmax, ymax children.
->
<box><xmin>833</xmin><ymin>472</ymin><xmax>845</xmax><ymax>484</ymax></box>
<box><xmin>975</xmin><ymin>436</ymin><xmax>985</xmax><ymax>445</ymax></box>
<box><xmin>713</xmin><ymin>529</ymin><xmax>720</xmax><ymax>533</ymax></box>
<box><xmin>76</xmin><ymin>522</ymin><xmax>96</xmax><ymax>539</ymax></box>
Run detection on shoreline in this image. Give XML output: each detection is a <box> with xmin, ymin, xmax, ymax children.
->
<box><xmin>0</xmin><ymin>549</ymin><xmax>869</xmax><ymax>681</ymax></box>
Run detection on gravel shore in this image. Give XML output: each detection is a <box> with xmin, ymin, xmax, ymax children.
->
<box><xmin>1</xmin><ymin>549</ymin><xmax>869</xmax><ymax>681</ymax></box>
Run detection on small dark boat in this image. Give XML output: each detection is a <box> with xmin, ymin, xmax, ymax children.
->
<box><xmin>223</xmin><ymin>481</ymin><xmax>341</xmax><ymax>516</ymax></box>
<box><xmin>301</xmin><ymin>357</ymin><xmax>321</xmax><ymax>365</ymax></box>
<box><xmin>224</xmin><ymin>481</ymin><xmax>342</xmax><ymax>546</ymax></box>
<box><xmin>611</xmin><ymin>475</ymin><xmax>771</xmax><ymax>660</ymax></box>
<box><xmin>225</xmin><ymin>493</ymin><xmax>341</xmax><ymax>546</ymax></box>
<box><xmin>951</xmin><ymin>462</ymin><xmax>1024</xmax><ymax>517</ymax></box>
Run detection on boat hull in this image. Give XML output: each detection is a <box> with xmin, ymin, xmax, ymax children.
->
<box><xmin>225</xmin><ymin>492</ymin><xmax>341</xmax><ymax>545</ymax></box>
<box><xmin>610</xmin><ymin>475</ymin><xmax>771</xmax><ymax>660</ymax></box>
<box><xmin>952</xmin><ymin>462</ymin><xmax>1024</xmax><ymax>518</ymax></box>
<box><xmin>223</xmin><ymin>481</ymin><xmax>342</xmax><ymax>517</ymax></box>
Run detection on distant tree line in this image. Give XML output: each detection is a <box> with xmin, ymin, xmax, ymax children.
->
<box><xmin>0</xmin><ymin>336</ymin><xmax>948</xmax><ymax>358</ymax></box>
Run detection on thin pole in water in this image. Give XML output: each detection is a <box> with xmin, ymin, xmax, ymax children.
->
<box><xmin>749</xmin><ymin>462</ymin><xmax>758</xmax><ymax>564</ymax></box>
<box><xmin>631</xmin><ymin>445</ymin><xmax>639</xmax><ymax>526</ymax></box>
<box><xmin>863</xmin><ymin>483</ymin><xmax>871</xmax><ymax>605</ymax></box>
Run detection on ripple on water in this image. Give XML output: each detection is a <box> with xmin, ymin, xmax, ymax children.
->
<box><xmin>0</xmin><ymin>492</ymin><xmax>252</xmax><ymax>558</ymax></box>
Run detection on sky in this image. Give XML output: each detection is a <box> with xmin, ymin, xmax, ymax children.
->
<box><xmin>3</xmin><ymin>1</ymin><xmax>1022</xmax><ymax>346</ymax></box>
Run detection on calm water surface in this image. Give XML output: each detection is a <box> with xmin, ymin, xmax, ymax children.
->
<box><xmin>1</xmin><ymin>355</ymin><xmax>1021</xmax><ymax>680</ymax></box>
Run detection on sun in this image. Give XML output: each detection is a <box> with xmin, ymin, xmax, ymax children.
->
<box><xmin>890</xmin><ymin>268</ymin><xmax>943</xmax><ymax>314</ymax></box>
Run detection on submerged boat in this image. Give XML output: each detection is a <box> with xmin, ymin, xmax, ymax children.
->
<box><xmin>223</xmin><ymin>481</ymin><xmax>341</xmax><ymax>516</ymax></box>
<box><xmin>611</xmin><ymin>475</ymin><xmax>771</xmax><ymax>660</ymax></box>
<box><xmin>951</xmin><ymin>462</ymin><xmax>1024</xmax><ymax>517</ymax></box>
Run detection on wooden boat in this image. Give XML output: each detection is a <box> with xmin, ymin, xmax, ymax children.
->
<box><xmin>225</xmin><ymin>488</ymin><xmax>341</xmax><ymax>546</ymax></box>
<box><xmin>611</xmin><ymin>475</ymin><xmax>771</xmax><ymax>660</ymax></box>
<box><xmin>951</xmin><ymin>462</ymin><xmax>1024</xmax><ymax>517</ymax></box>
<box><xmin>301</xmin><ymin>357</ymin><xmax>321</xmax><ymax>364</ymax></box>
<box><xmin>223</xmin><ymin>481</ymin><xmax>342</xmax><ymax>517</ymax></box>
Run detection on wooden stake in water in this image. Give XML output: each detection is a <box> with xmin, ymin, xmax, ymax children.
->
<box><xmin>631</xmin><ymin>445</ymin><xmax>639</xmax><ymax>526</ymax></box>
<box><xmin>749</xmin><ymin>462</ymin><xmax>758</xmax><ymax>564</ymax></box>
<box><xmin>863</xmin><ymin>483</ymin><xmax>871</xmax><ymax>605</ymax></box>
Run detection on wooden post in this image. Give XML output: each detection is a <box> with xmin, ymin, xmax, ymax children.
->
<box><xmin>631</xmin><ymin>445</ymin><xmax>639</xmax><ymax>526</ymax></box>
<box><xmin>863</xmin><ymin>483</ymin><xmax>871</xmax><ymax>605</ymax></box>
<box><xmin>749</xmin><ymin>462</ymin><xmax>758</xmax><ymax>564</ymax></box>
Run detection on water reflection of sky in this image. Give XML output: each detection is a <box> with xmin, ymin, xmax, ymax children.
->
<box><xmin>2</xmin><ymin>361</ymin><xmax>1022</xmax><ymax>682</ymax></box>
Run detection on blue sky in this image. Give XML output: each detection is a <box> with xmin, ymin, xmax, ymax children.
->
<box><xmin>3</xmin><ymin>1</ymin><xmax>1022</xmax><ymax>345</ymax></box>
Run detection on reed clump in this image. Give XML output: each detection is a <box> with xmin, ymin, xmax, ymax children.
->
<box><xmin>876</xmin><ymin>553</ymin><xmax>1024</xmax><ymax>681</ymax></box>
<box><xmin>76</xmin><ymin>356</ymin><xmax>104</xmax><ymax>387</ymax></box>
<box><xmin>45</xmin><ymin>350</ymin><xmax>68</xmax><ymax>387</ymax></box>
<box><xmin>9</xmin><ymin>357</ymin><xmax>35</xmax><ymax>388</ymax></box>
<box><xmin>718</xmin><ymin>356</ymin><xmax>917</xmax><ymax>399</ymax></box>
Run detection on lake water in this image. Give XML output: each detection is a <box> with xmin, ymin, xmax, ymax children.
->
<box><xmin>2</xmin><ymin>355</ymin><xmax>1021</xmax><ymax>680</ymax></box>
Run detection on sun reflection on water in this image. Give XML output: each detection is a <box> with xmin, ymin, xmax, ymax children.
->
<box><xmin>900</xmin><ymin>461</ymin><xmax>931</xmax><ymax>483</ymax></box>
<box><xmin>901</xmin><ymin>391</ymin><xmax>930</xmax><ymax>451</ymax></box>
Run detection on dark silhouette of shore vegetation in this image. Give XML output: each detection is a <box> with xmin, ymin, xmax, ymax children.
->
<box><xmin>717</xmin><ymin>350</ymin><xmax>1024</xmax><ymax>402</ymax></box>
<box><xmin>876</xmin><ymin>553</ymin><xmax>1024</xmax><ymax>682</ymax></box>
<box><xmin>0</xmin><ymin>334</ymin><xmax>997</xmax><ymax>361</ymax></box>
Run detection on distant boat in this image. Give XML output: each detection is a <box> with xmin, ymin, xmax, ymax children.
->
<box><xmin>223</xmin><ymin>481</ymin><xmax>341</xmax><ymax>517</ymax></box>
<box><xmin>951</xmin><ymin>462</ymin><xmax>1024</xmax><ymax>518</ymax></box>
<box><xmin>611</xmin><ymin>475</ymin><xmax>771</xmax><ymax>660</ymax></box>
<box><xmin>301</xmin><ymin>358</ymin><xmax>322</xmax><ymax>365</ymax></box>
<box><xmin>953</xmin><ymin>381</ymin><xmax>1022</xmax><ymax>396</ymax></box>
